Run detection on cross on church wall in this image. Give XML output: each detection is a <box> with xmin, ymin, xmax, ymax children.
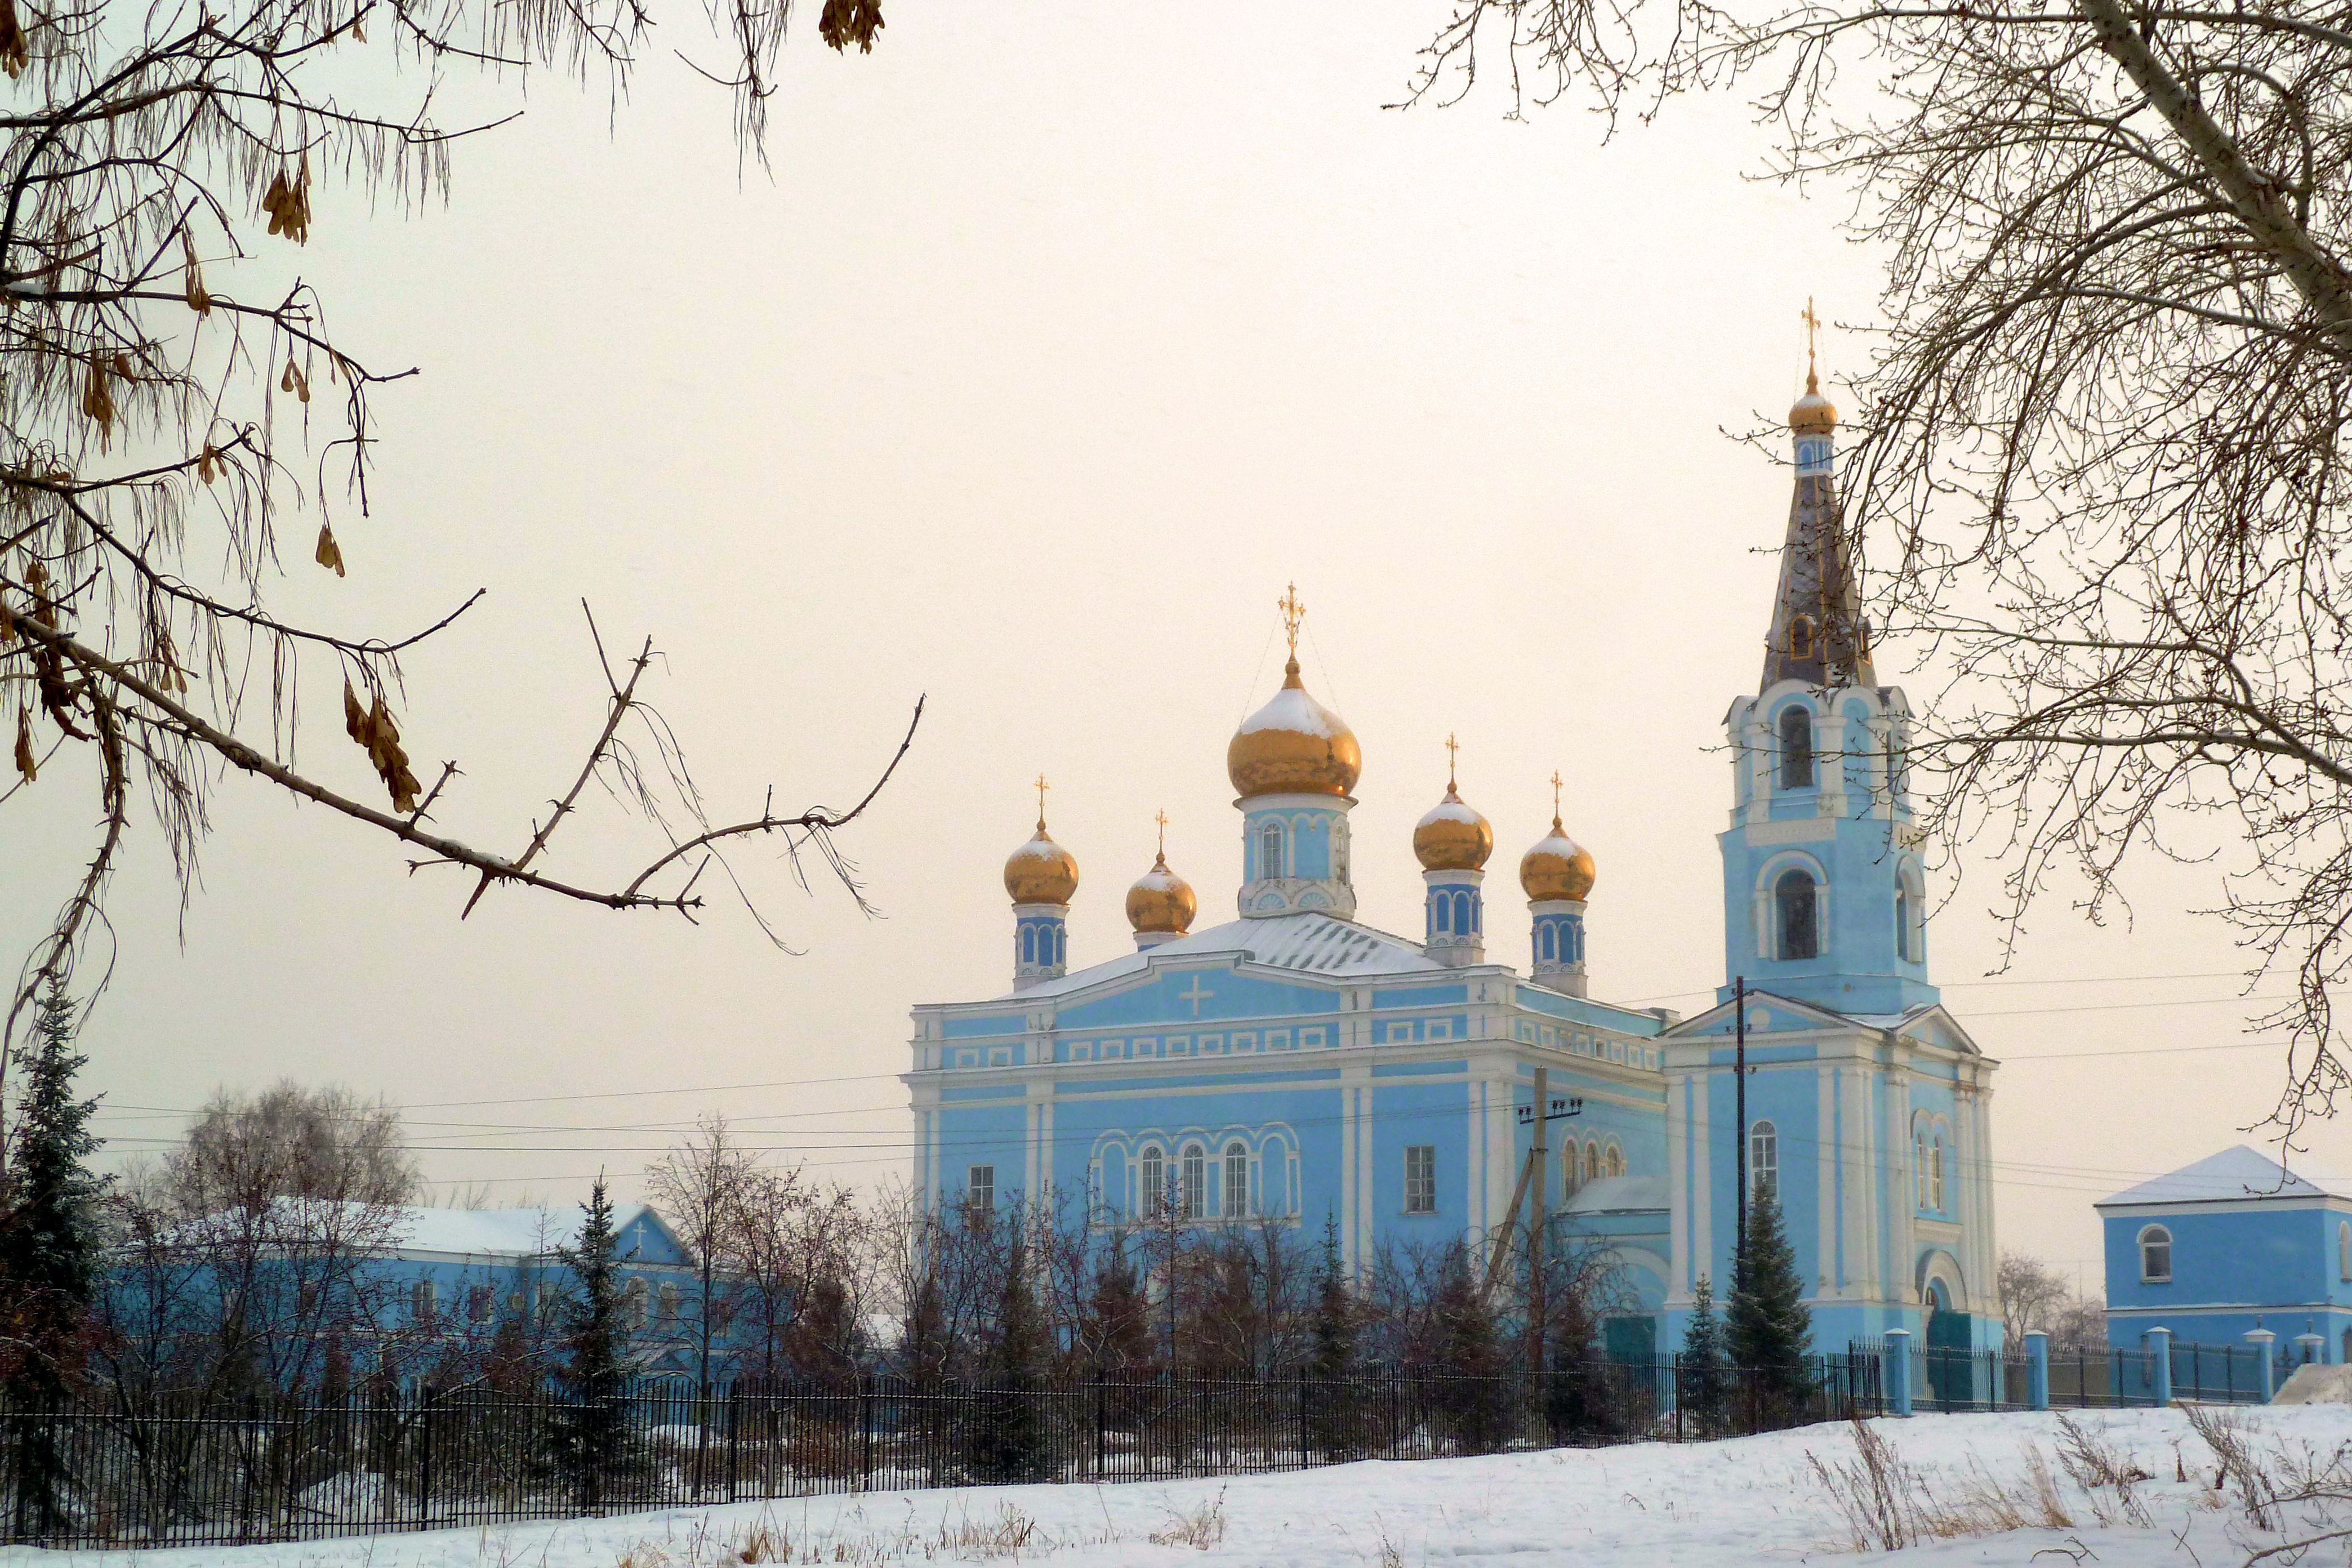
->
<box><xmin>1178</xmin><ymin>975</ymin><xmax>1213</xmax><ymax>1017</ymax></box>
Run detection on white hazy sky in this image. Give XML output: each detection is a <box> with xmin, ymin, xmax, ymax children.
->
<box><xmin>6</xmin><ymin>0</ymin><xmax>2319</xmax><ymax>1299</ymax></box>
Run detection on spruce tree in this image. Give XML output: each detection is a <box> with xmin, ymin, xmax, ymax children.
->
<box><xmin>1726</xmin><ymin>1185</ymin><xmax>1814</xmax><ymax>1431</ymax></box>
<box><xmin>548</xmin><ymin>1178</ymin><xmax>634</xmax><ymax>1509</ymax></box>
<box><xmin>971</xmin><ymin>1228</ymin><xmax>1051</xmax><ymax>1482</ymax></box>
<box><xmin>1086</xmin><ymin>1234</ymin><xmax>1152</xmax><ymax>1378</ymax></box>
<box><xmin>1677</xmin><ymin>1275</ymin><xmax>1729</xmax><ymax>1438</ymax></box>
<box><xmin>1</xmin><ymin>979</ymin><xmax>106</xmax><ymax>1536</ymax></box>
<box><xmin>1429</xmin><ymin>1246</ymin><xmax>1508</xmax><ymax>1454</ymax></box>
<box><xmin>1304</xmin><ymin>1218</ymin><xmax>1364</xmax><ymax>1457</ymax></box>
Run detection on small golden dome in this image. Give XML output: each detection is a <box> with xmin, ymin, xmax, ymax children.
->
<box><xmin>1004</xmin><ymin>821</ymin><xmax>1079</xmax><ymax>905</ymax></box>
<box><xmin>1791</xmin><ymin>369</ymin><xmax>1837</xmax><ymax>436</ymax></box>
<box><xmin>1521</xmin><ymin>816</ymin><xmax>1596</xmax><ymax>902</ymax></box>
<box><xmin>1414</xmin><ymin>785</ymin><xmax>1493</xmax><ymax>872</ymax></box>
<box><xmin>1227</xmin><ymin>660</ymin><xmax>1362</xmax><ymax>800</ymax></box>
<box><xmin>1125</xmin><ymin>850</ymin><xmax>1197</xmax><ymax>935</ymax></box>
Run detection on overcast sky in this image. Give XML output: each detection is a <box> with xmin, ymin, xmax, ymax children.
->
<box><xmin>3</xmin><ymin>0</ymin><xmax>2311</xmax><ymax>1298</ymax></box>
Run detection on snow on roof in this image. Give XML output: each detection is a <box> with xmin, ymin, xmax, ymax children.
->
<box><xmin>181</xmin><ymin>1199</ymin><xmax>665</xmax><ymax>1259</ymax></box>
<box><xmin>1562</xmin><ymin>1175</ymin><xmax>1668</xmax><ymax>1215</ymax></box>
<box><xmin>1416</xmin><ymin>797</ymin><xmax>1484</xmax><ymax>829</ymax></box>
<box><xmin>2096</xmin><ymin>1145</ymin><xmax>2352</xmax><ymax>1207</ymax></box>
<box><xmin>1235</xmin><ymin>685</ymin><xmax>1342</xmax><ymax>738</ymax></box>
<box><xmin>1003</xmin><ymin>912</ymin><xmax>1446</xmax><ymax>999</ymax></box>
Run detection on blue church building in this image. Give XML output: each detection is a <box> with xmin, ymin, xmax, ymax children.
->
<box><xmin>2100</xmin><ymin>1146</ymin><xmax>2352</xmax><ymax>1365</ymax></box>
<box><xmin>905</xmin><ymin>364</ymin><xmax>2003</xmax><ymax>1359</ymax></box>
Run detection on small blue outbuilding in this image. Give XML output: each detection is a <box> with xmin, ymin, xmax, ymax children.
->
<box><xmin>2100</xmin><ymin>1146</ymin><xmax>2352</xmax><ymax>1364</ymax></box>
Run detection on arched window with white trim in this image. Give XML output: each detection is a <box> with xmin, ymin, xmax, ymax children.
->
<box><xmin>1181</xmin><ymin>1144</ymin><xmax>1205</xmax><ymax>1220</ymax></box>
<box><xmin>1749</xmin><ymin>1120</ymin><xmax>1779</xmax><ymax>1204</ymax></box>
<box><xmin>1775</xmin><ymin>869</ymin><xmax>1819</xmax><ymax>960</ymax></box>
<box><xmin>2139</xmin><ymin>1224</ymin><xmax>2172</xmax><ymax>1284</ymax></box>
<box><xmin>1584</xmin><ymin>1142</ymin><xmax>1601</xmax><ymax>1187</ymax></box>
<box><xmin>1223</xmin><ymin>1142</ymin><xmax>1249</xmax><ymax>1219</ymax></box>
<box><xmin>1931</xmin><ymin>1138</ymin><xmax>1945</xmax><ymax>1210</ymax></box>
<box><xmin>1778</xmin><ymin>707</ymin><xmax>1815</xmax><ymax>789</ymax></box>
<box><xmin>1140</xmin><ymin>1146</ymin><xmax>1164</xmax><ymax>1217</ymax></box>
<box><xmin>1258</xmin><ymin>822</ymin><xmax>1283</xmax><ymax>880</ymax></box>
<box><xmin>1605</xmin><ymin>1144</ymin><xmax>1624</xmax><ymax>1179</ymax></box>
<box><xmin>1562</xmin><ymin>1139</ymin><xmax>1581</xmax><ymax>1200</ymax></box>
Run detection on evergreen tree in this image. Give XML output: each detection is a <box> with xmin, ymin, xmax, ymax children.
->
<box><xmin>970</xmin><ymin>1227</ymin><xmax>1051</xmax><ymax>1482</ymax></box>
<box><xmin>547</xmin><ymin>1178</ymin><xmax>635</xmax><ymax>1509</ymax></box>
<box><xmin>1304</xmin><ymin>1217</ymin><xmax>1364</xmax><ymax>1457</ymax></box>
<box><xmin>1085</xmin><ymin>1234</ymin><xmax>1152</xmax><ymax>1378</ymax></box>
<box><xmin>0</xmin><ymin>979</ymin><xmax>106</xmax><ymax>1536</ymax></box>
<box><xmin>1726</xmin><ymin>1185</ymin><xmax>1814</xmax><ymax>1430</ymax></box>
<box><xmin>1429</xmin><ymin>1245</ymin><xmax>1509</xmax><ymax>1454</ymax></box>
<box><xmin>1677</xmin><ymin>1275</ymin><xmax>1729</xmax><ymax>1438</ymax></box>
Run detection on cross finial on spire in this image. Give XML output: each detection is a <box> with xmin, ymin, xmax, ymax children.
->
<box><xmin>1445</xmin><ymin>732</ymin><xmax>1460</xmax><ymax>792</ymax></box>
<box><xmin>1034</xmin><ymin>773</ymin><xmax>1050</xmax><ymax>831</ymax></box>
<box><xmin>1802</xmin><ymin>297</ymin><xmax>1821</xmax><ymax>391</ymax></box>
<box><xmin>1277</xmin><ymin>582</ymin><xmax>1305</xmax><ymax>660</ymax></box>
<box><xmin>1549</xmin><ymin>770</ymin><xmax>1564</xmax><ymax>827</ymax></box>
<box><xmin>1154</xmin><ymin>808</ymin><xmax>1169</xmax><ymax>859</ymax></box>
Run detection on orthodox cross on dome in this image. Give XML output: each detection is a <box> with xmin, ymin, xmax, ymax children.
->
<box><xmin>1445</xmin><ymin>732</ymin><xmax>1460</xmax><ymax>792</ymax></box>
<box><xmin>1277</xmin><ymin>583</ymin><xmax>1306</xmax><ymax>660</ymax></box>
<box><xmin>1155</xmin><ymin>808</ymin><xmax>1169</xmax><ymax>859</ymax></box>
<box><xmin>1034</xmin><ymin>773</ymin><xmax>1050</xmax><ymax>831</ymax></box>
<box><xmin>1549</xmin><ymin>770</ymin><xmax>1564</xmax><ymax>826</ymax></box>
<box><xmin>1802</xmin><ymin>297</ymin><xmax>1821</xmax><ymax>388</ymax></box>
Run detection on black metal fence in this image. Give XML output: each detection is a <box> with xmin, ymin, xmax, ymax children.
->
<box><xmin>0</xmin><ymin>1358</ymin><xmax>1878</xmax><ymax>1548</ymax></box>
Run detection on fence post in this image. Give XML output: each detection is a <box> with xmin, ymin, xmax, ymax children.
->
<box><xmin>2248</xmin><ymin>1329</ymin><xmax>2277</xmax><ymax>1402</ymax></box>
<box><xmin>1093</xmin><ymin>1375</ymin><xmax>1106</xmax><ymax>1481</ymax></box>
<box><xmin>858</xmin><ymin>1375</ymin><xmax>874</xmax><ymax>1492</ymax></box>
<box><xmin>1884</xmin><ymin>1330</ymin><xmax>1912</xmax><ymax>1418</ymax></box>
<box><xmin>1296</xmin><ymin>1373</ymin><xmax>1308</xmax><ymax>1468</ymax></box>
<box><xmin>2024</xmin><ymin>1331</ymin><xmax>2050</xmax><ymax>1412</ymax></box>
<box><xmin>725</xmin><ymin>1388</ymin><xmax>739</xmax><ymax>1503</ymax></box>
<box><xmin>2148</xmin><ymin>1328</ymin><xmax>2173</xmax><ymax>1406</ymax></box>
<box><xmin>418</xmin><ymin>1382</ymin><xmax>435</xmax><ymax>1529</ymax></box>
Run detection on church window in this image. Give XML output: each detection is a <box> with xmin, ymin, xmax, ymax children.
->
<box><xmin>2139</xmin><ymin>1225</ymin><xmax>2172</xmax><ymax>1283</ymax></box>
<box><xmin>657</xmin><ymin>1282</ymin><xmax>680</xmax><ymax>1327</ymax></box>
<box><xmin>1605</xmin><ymin>1144</ymin><xmax>1624</xmax><ymax>1179</ymax></box>
<box><xmin>1915</xmin><ymin>1132</ymin><xmax>1928</xmax><ymax>1208</ymax></box>
<box><xmin>1749</xmin><ymin>1120</ymin><xmax>1779</xmax><ymax>1204</ymax></box>
<box><xmin>1021</xmin><ymin>925</ymin><xmax>1036</xmax><ymax>965</ymax></box>
<box><xmin>1259</xmin><ymin>822</ymin><xmax>1284</xmax><ymax>879</ymax></box>
<box><xmin>1775</xmin><ymin>870</ymin><xmax>1819</xmax><ymax>960</ymax></box>
<box><xmin>1789</xmin><ymin>615</ymin><xmax>1816</xmax><ymax>660</ymax></box>
<box><xmin>1562</xmin><ymin>1139</ymin><xmax>1581</xmax><ymax>1199</ymax></box>
<box><xmin>1539</xmin><ymin>923</ymin><xmax>1557</xmax><ymax>963</ymax></box>
<box><xmin>467</xmin><ymin>1284</ymin><xmax>492</xmax><ymax>1324</ymax></box>
<box><xmin>412</xmin><ymin>1278</ymin><xmax>437</xmax><ymax>1325</ymax></box>
<box><xmin>623</xmin><ymin>1278</ymin><xmax>648</xmax><ymax>1329</ymax></box>
<box><xmin>1584</xmin><ymin>1142</ymin><xmax>1601</xmax><ymax>1187</ymax></box>
<box><xmin>1141</xmin><ymin>1146</ymin><xmax>1164</xmax><ymax>1215</ymax></box>
<box><xmin>1433</xmin><ymin>895</ymin><xmax>1451</xmax><ymax>936</ymax></box>
<box><xmin>1181</xmin><ymin>1144</ymin><xmax>1205</xmax><ymax>1219</ymax></box>
<box><xmin>966</xmin><ymin>1164</ymin><xmax>996</xmax><ymax>1224</ymax></box>
<box><xmin>1224</xmin><ymin>1143</ymin><xmax>1249</xmax><ymax>1219</ymax></box>
<box><xmin>1931</xmin><ymin>1138</ymin><xmax>1945</xmax><ymax>1209</ymax></box>
<box><xmin>1896</xmin><ymin>886</ymin><xmax>1914</xmax><ymax>962</ymax></box>
<box><xmin>1404</xmin><ymin>1145</ymin><xmax>1436</xmax><ymax>1214</ymax></box>
<box><xmin>1778</xmin><ymin>707</ymin><xmax>1815</xmax><ymax>789</ymax></box>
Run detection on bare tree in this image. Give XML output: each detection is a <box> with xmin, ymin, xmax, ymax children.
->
<box><xmin>644</xmin><ymin>1115</ymin><xmax>756</xmax><ymax>1395</ymax></box>
<box><xmin>0</xmin><ymin>0</ymin><xmax>917</xmax><ymax>1075</ymax></box>
<box><xmin>174</xmin><ymin>1080</ymin><xmax>417</xmax><ymax>1208</ymax></box>
<box><xmin>1997</xmin><ymin>1250</ymin><xmax>2073</xmax><ymax>1346</ymax></box>
<box><xmin>1411</xmin><ymin>0</ymin><xmax>2352</xmax><ymax>1130</ymax></box>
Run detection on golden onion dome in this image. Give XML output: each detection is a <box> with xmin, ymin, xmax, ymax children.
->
<box><xmin>1791</xmin><ymin>368</ymin><xmax>1837</xmax><ymax>436</ymax></box>
<box><xmin>1125</xmin><ymin>849</ymin><xmax>1197</xmax><ymax>935</ymax></box>
<box><xmin>1004</xmin><ymin>819</ymin><xmax>1079</xmax><ymax>906</ymax></box>
<box><xmin>1227</xmin><ymin>659</ymin><xmax>1362</xmax><ymax>800</ymax></box>
<box><xmin>1520</xmin><ymin>816</ymin><xmax>1597</xmax><ymax>903</ymax></box>
<box><xmin>1414</xmin><ymin>784</ymin><xmax>1494</xmax><ymax>872</ymax></box>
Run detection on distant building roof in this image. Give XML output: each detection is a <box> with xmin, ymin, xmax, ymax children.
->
<box><xmin>173</xmin><ymin>1199</ymin><xmax>672</xmax><ymax>1261</ymax></box>
<box><xmin>1000</xmin><ymin>911</ymin><xmax>1447</xmax><ymax>999</ymax></box>
<box><xmin>2096</xmin><ymin>1145</ymin><xmax>2352</xmax><ymax>1207</ymax></box>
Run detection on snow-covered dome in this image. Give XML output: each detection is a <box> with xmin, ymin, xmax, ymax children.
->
<box><xmin>1791</xmin><ymin>368</ymin><xmax>1837</xmax><ymax>435</ymax></box>
<box><xmin>1520</xmin><ymin>816</ymin><xmax>1596</xmax><ymax>902</ymax></box>
<box><xmin>1413</xmin><ymin>785</ymin><xmax>1493</xmax><ymax>872</ymax></box>
<box><xmin>1125</xmin><ymin>849</ymin><xmax>1197</xmax><ymax>935</ymax></box>
<box><xmin>1227</xmin><ymin>658</ymin><xmax>1361</xmax><ymax>800</ymax></box>
<box><xmin>1004</xmin><ymin>821</ymin><xmax>1079</xmax><ymax>906</ymax></box>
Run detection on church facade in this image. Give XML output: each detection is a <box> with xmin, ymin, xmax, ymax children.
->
<box><xmin>902</xmin><ymin>368</ymin><xmax>2003</xmax><ymax>1359</ymax></box>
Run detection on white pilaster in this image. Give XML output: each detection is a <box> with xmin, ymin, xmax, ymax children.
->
<box><xmin>1816</xmin><ymin>1064</ymin><xmax>1837</xmax><ymax>1297</ymax></box>
<box><xmin>1667</xmin><ymin>1071</ymin><xmax>1690</xmax><ymax>1301</ymax></box>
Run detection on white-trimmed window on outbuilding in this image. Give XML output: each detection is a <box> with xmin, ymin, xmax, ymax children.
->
<box><xmin>2139</xmin><ymin>1224</ymin><xmax>2173</xmax><ymax>1284</ymax></box>
<box><xmin>623</xmin><ymin>1277</ymin><xmax>649</xmax><ymax>1329</ymax></box>
<box><xmin>1749</xmin><ymin>1120</ymin><xmax>1779</xmax><ymax>1205</ymax></box>
<box><xmin>411</xmin><ymin>1278</ymin><xmax>436</xmax><ymax>1325</ymax></box>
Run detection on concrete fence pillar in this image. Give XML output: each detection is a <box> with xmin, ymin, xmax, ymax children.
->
<box><xmin>2024</xmin><ymin>1331</ymin><xmax>2050</xmax><ymax>1411</ymax></box>
<box><xmin>2247</xmin><ymin>1329</ymin><xmax>2277</xmax><ymax>1402</ymax></box>
<box><xmin>2148</xmin><ymin>1327</ymin><xmax>2173</xmax><ymax>1406</ymax></box>
<box><xmin>1885</xmin><ymin>1328</ymin><xmax>1913</xmax><ymax>1418</ymax></box>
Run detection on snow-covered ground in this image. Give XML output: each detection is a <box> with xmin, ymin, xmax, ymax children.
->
<box><xmin>11</xmin><ymin>1405</ymin><xmax>2352</xmax><ymax>1567</ymax></box>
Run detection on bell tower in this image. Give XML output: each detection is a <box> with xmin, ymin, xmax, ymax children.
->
<box><xmin>1718</xmin><ymin>319</ymin><xmax>1936</xmax><ymax>1015</ymax></box>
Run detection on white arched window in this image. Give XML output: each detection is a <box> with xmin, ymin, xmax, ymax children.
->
<box><xmin>1584</xmin><ymin>1142</ymin><xmax>1601</xmax><ymax>1186</ymax></box>
<box><xmin>1775</xmin><ymin>869</ymin><xmax>1819</xmax><ymax>960</ymax></box>
<box><xmin>1140</xmin><ymin>1146</ymin><xmax>1164</xmax><ymax>1216</ymax></box>
<box><xmin>1778</xmin><ymin>707</ymin><xmax>1815</xmax><ymax>789</ymax></box>
<box><xmin>1539</xmin><ymin>923</ymin><xmax>1557</xmax><ymax>961</ymax></box>
<box><xmin>1181</xmin><ymin>1144</ymin><xmax>1205</xmax><ymax>1220</ymax></box>
<box><xmin>1223</xmin><ymin>1142</ymin><xmax>1249</xmax><ymax>1219</ymax></box>
<box><xmin>1258</xmin><ymin>822</ymin><xmax>1283</xmax><ymax>879</ymax></box>
<box><xmin>1605</xmin><ymin>1144</ymin><xmax>1624</xmax><ymax>1179</ymax></box>
<box><xmin>1562</xmin><ymin>1139</ymin><xmax>1581</xmax><ymax>1199</ymax></box>
<box><xmin>1931</xmin><ymin>1138</ymin><xmax>1946</xmax><ymax>1209</ymax></box>
<box><xmin>1789</xmin><ymin>614</ymin><xmax>1816</xmax><ymax>661</ymax></box>
<box><xmin>1914</xmin><ymin>1132</ymin><xmax>1928</xmax><ymax>1208</ymax></box>
<box><xmin>1749</xmin><ymin>1120</ymin><xmax>1779</xmax><ymax>1204</ymax></box>
<box><xmin>2139</xmin><ymin>1224</ymin><xmax>2172</xmax><ymax>1283</ymax></box>
<box><xmin>1020</xmin><ymin>925</ymin><xmax>1036</xmax><ymax>965</ymax></box>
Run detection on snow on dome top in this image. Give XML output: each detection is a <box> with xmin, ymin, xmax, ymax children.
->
<box><xmin>1521</xmin><ymin>818</ymin><xmax>1596</xmax><ymax>902</ymax></box>
<box><xmin>1413</xmin><ymin>786</ymin><xmax>1493</xmax><ymax>871</ymax></box>
<box><xmin>1227</xmin><ymin>660</ymin><xmax>1361</xmax><ymax>799</ymax></box>
<box><xmin>1004</xmin><ymin>824</ymin><xmax>1079</xmax><ymax>905</ymax></box>
<box><xmin>1125</xmin><ymin>851</ymin><xmax>1197</xmax><ymax>935</ymax></box>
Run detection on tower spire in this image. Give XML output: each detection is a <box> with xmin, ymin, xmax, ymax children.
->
<box><xmin>1762</xmin><ymin>314</ymin><xmax>1874</xmax><ymax>692</ymax></box>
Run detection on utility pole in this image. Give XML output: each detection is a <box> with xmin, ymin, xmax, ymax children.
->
<box><xmin>1515</xmin><ymin>1068</ymin><xmax>1582</xmax><ymax>1375</ymax></box>
<box><xmin>1734</xmin><ymin>976</ymin><xmax>1749</xmax><ymax>1274</ymax></box>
